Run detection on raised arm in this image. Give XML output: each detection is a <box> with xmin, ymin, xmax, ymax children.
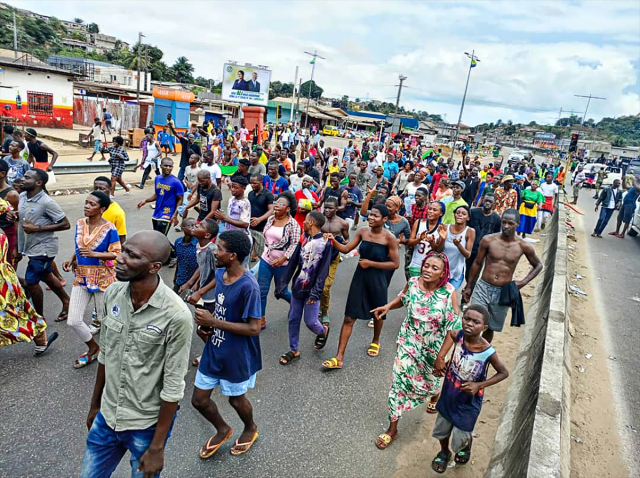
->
<box><xmin>515</xmin><ymin>242</ymin><xmax>543</xmax><ymax>289</ymax></box>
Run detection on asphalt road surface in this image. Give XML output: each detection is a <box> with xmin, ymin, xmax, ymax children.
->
<box><xmin>0</xmin><ymin>187</ymin><xmax>413</xmax><ymax>478</ymax></box>
<box><xmin>576</xmin><ymin>190</ymin><xmax>640</xmax><ymax>471</ymax></box>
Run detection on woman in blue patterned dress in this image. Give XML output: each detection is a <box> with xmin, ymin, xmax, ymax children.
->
<box><xmin>62</xmin><ymin>192</ymin><xmax>121</xmax><ymax>368</ymax></box>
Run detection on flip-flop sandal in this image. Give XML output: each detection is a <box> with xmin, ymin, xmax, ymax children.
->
<box><xmin>431</xmin><ymin>451</ymin><xmax>451</xmax><ymax>474</ymax></box>
<box><xmin>454</xmin><ymin>445</ymin><xmax>472</xmax><ymax>465</ymax></box>
<box><xmin>375</xmin><ymin>433</ymin><xmax>397</xmax><ymax>450</ymax></box>
<box><xmin>608</xmin><ymin>232</ymin><xmax>618</xmax><ymax>236</ymax></box>
<box><xmin>426</xmin><ymin>401</ymin><xmax>438</xmax><ymax>414</ymax></box>
<box><xmin>367</xmin><ymin>343</ymin><xmax>380</xmax><ymax>357</ymax></box>
<box><xmin>55</xmin><ymin>310</ymin><xmax>69</xmax><ymax>322</ymax></box>
<box><xmin>322</xmin><ymin>357</ymin><xmax>342</xmax><ymax>370</ymax></box>
<box><xmin>314</xmin><ymin>325</ymin><xmax>330</xmax><ymax>350</ymax></box>
<box><xmin>199</xmin><ymin>428</ymin><xmax>233</xmax><ymax>459</ymax></box>
<box><xmin>74</xmin><ymin>351</ymin><xmax>99</xmax><ymax>369</ymax></box>
<box><xmin>279</xmin><ymin>351</ymin><xmax>300</xmax><ymax>365</ymax></box>
<box><xmin>230</xmin><ymin>432</ymin><xmax>259</xmax><ymax>456</ymax></box>
<box><xmin>34</xmin><ymin>332</ymin><xmax>58</xmax><ymax>356</ymax></box>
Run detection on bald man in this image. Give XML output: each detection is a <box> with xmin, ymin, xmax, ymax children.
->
<box><xmin>81</xmin><ymin>231</ymin><xmax>193</xmax><ymax>478</ymax></box>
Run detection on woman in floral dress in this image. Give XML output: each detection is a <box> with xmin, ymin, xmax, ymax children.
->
<box><xmin>0</xmin><ymin>198</ymin><xmax>57</xmax><ymax>354</ymax></box>
<box><xmin>371</xmin><ymin>251</ymin><xmax>461</xmax><ymax>449</ymax></box>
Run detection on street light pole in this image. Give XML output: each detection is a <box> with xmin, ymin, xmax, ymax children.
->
<box><xmin>449</xmin><ymin>50</ymin><xmax>480</xmax><ymax>160</ymax></box>
<box><xmin>303</xmin><ymin>50</ymin><xmax>326</xmax><ymax>129</ymax></box>
<box><xmin>136</xmin><ymin>32</ymin><xmax>145</xmax><ymax>104</ymax></box>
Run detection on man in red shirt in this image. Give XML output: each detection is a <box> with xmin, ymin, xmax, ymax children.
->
<box><xmin>430</xmin><ymin>163</ymin><xmax>449</xmax><ymax>200</ymax></box>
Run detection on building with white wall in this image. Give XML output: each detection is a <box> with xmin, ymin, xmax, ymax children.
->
<box><xmin>0</xmin><ymin>56</ymin><xmax>77</xmax><ymax>128</ymax></box>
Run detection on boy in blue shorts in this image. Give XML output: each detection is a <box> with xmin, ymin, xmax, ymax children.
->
<box><xmin>431</xmin><ymin>304</ymin><xmax>509</xmax><ymax>473</ymax></box>
<box><xmin>191</xmin><ymin>230</ymin><xmax>262</xmax><ymax>459</ymax></box>
<box><xmin>157</xmin><ymin>126</ymin><xmax>172</xmax><ymax>157</ymax></box>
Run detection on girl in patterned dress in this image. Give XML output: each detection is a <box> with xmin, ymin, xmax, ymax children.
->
<box><xmin>62</xmin><ymin>192</ymin><xmax>121</xmax><ymax>368</ymax></box>
<box><xmin>371</xmin><ymin>251</ymin><xmax>461</xmax><ymax>449</ymax></box>
<box><xmin>0</xmin><ymin>198</ymin><xmax>57</xmax><ymax>354</ymax></box>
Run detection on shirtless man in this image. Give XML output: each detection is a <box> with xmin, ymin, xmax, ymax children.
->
<box><xmin>462</xmin><ymin>208</ymin><xmax>543</xmax><ymax>343</ymax></box>
<box><xmin>319</xmin><ymin>196</ymin><xmax>350</xmax><ymax>325</ymax></box>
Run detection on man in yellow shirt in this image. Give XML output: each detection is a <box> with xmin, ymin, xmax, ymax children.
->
<box><xmin>93</xmin><ymin>176</ymin><xmax>127</xmax><ymax>243</ymax></box>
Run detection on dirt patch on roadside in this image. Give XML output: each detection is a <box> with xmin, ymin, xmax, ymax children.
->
<box><xmin>567</xmin><ymin>213</ymin><xmax>628</xmax><ymax>478</ymax></box>
<box><xmin>393</xmin><ymin>239</ymin><xmax>543</xmax><ymax>477</ymax></box>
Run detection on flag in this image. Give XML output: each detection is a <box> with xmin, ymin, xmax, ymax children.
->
<box><xmin>470</xmin><ymin>58</ymin><xmax>477</xmax><ymax>68</ymax></box>
<box><xmin>309</xmin><ymin>57</ymin><xmax>315</xmax><ymax>65</ymax></box>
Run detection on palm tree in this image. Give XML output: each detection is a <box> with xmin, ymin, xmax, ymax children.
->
<box><xmin>171</xmin><ymin>56</ymin><xmax>194</xmax><ymax>83</ymax></box>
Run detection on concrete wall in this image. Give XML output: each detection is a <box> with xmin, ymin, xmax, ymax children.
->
<box><xmin>484</xmin><ymin>206</ymin><xmax>569</xmax><ymax>478</ymax></box>
<box><xmin>0</xmin><ymin>67</ymin><xmax>74</xmax><ymax>128</ymax></box>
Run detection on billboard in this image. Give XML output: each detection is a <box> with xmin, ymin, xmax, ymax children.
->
<box><xmin>221</xmin><ymin>63</ymin><xmax>271</xmax><ymax>106</ymax></box>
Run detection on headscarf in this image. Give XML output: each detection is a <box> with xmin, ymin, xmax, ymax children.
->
<box><xmin>386</xmin><ymin>195</ymin><xmax>403</xmax><ymax>210</ymax></box>
<box><xmin>421</xmin><ymin>251</ymin><xmax>451</xmax><ymax>289</ymax></box>
<box><xmin>531</xmin><ymin>179</ymin><xmax>540</xmax><ymax>187</ymax></box>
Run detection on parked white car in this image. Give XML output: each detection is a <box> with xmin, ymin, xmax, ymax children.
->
<box><xmin>508</xmin><ymin>150</ymin><xmax>528</xmax><ymax>161</ymax></box>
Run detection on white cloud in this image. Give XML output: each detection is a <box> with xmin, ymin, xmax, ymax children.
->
<box><xmin>11</xmin><ymin>0</ymin><xmax>640</xmax><ymax>125</ymax></box>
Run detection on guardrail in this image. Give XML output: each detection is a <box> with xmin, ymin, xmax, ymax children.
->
<box><xmin>52</xmin><ymin>161</ymin><xmax>138</xmax><ymax>175</ymax></box>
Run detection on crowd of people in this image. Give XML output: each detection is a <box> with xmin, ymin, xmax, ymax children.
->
<box><xmin>15</xmin><ymin>117</ymin><xmax>639</xmax><ymax>477</ymax></box>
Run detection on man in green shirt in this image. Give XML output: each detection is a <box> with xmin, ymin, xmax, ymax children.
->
<box><xmin>81</xmin><ymin>231</ymin><xmax>193</xmax><ymax>478</ymax></box>
<box><xmin>442</xmin><ymin>180</ymin><xmax>469</xmax><ymax>224</ymax></box>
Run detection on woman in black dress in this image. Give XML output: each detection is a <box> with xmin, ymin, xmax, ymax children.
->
<box><xmin>322</xmin><ymin>204</ymin><xmax>400</xmax><ymax>369</ymax></box>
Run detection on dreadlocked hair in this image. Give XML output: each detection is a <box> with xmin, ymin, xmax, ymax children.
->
<box><xmin>421</xmin><ymin>251</ymin><xmax>451</xmax><ymax>289</ymax></box>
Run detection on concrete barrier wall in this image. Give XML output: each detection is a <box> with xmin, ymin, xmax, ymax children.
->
<box><xmin>484</xmin><ymin>206</ymin><xmax>569</xmax><ymax>478</ymax></box>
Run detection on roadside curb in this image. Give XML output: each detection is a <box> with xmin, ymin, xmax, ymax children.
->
<box><xmin>526</xmin><ymin>205</ymin><xmax>569</xmax><ymax>478</ymax></box>
<box><xmin>484</xmin><ymin>205</ymin><xmax>569</xmax><ymax>478</ymax></box>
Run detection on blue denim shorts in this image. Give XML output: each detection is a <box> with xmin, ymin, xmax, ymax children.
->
<box><xmin>80</xmin><ymin>411</ymin><xmax>175</xmax><ymax>478</ymax></box>
<box><xmin>194</xmin><ymin>370</ymin><xmax>256</xmax><ymax>396</ymax></box>
<box><xmin>25</xmin><ymin>256</ymin><xmax>55</xmax><ymax>285</ymax></box>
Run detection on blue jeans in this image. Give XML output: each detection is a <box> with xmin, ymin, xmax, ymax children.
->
<box><xmin>257</xmin><ymin>258</ymin><xmax>291</xmax><ymax>316</ymax></box>
<box><xmin>594</xmin><ymin>207</ymin><xmax>615</xmax><ymax>235</ymax></box>
<box><xmin>80</xmin><ymin>411</ymin><xmax>175</xmax><ymax>478</ymax></box>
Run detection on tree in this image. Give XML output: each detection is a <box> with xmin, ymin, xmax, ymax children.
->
<box><xmin>495</xmin><ymin>119</ymin><xmax>503</xmax><ymax>127</ymax></box>
<box><xmin>73</xmin><ymin>18</ymin><xmax>84</xmax><ymax>24</ymax></box>
<box><xmin>87</xmin><ymin>23</ymin><xmax>99</xmax><ymax>34</ymax></box>
<box><xmin>171</xmin><ymin>56</ymin><xmax>194</xmax><ymax>83</ymax></box>
<box><xmin>341</xmin><ymin>95</ymin><xmax>349</xmax><ymax>101</ymax></box>
<box><xmin>528</xmin><ymin>121</ymin><xmax>537</xmax><ymax>126</ymax></box>
<box><xmin>300</xmin><ymin>80</ymin><xmax>323</xmax><ymax>99</ymax></box>
<box><xmin>611</xmin><ymin>135</ymin><xmax>627</xmax><ymax>147</ymax></box>
<box><xmin>507</xmin><ymin>119</ymin><xmax>513</xmax><ymax>126</ymax></box>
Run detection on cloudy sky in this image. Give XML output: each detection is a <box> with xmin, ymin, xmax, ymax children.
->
<box><xmin>14</xmin><ymin>0</ymin><xmax>640</xmax><ymax>126</ymax></box>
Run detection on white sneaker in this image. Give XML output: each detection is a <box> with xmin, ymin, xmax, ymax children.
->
<box><xmin>368</xmin><ymin>319</ymin><xmax>374</xmax><ymax>328</ymax></box>
<box><xmin>89</xmin><ymin>320</ymin><xmax>101</xmax><ymax>335</ymax></box>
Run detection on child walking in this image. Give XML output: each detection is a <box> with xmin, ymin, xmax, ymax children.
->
<box><xmin>276</xmin><ymin>211</ymin><xmax>332</xmax><ymax>365</ymax></box>
<box><xmin>430</xmin><ymin>304</ymin><xmax>509</xmax><ymax>473</ymax></box>
<box><xmin>172</xmin><ymin>217</ymin><xmax>198</xmax><ymax>293</ymax></box>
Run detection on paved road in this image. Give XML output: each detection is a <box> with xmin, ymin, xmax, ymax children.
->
<box><xmin>576</xmin><ymin>191</ymin><xmax>640</xmax><ymax>471</ymax></box>
<box><xmin>0</xmin><ymin>188</ymin><xmax>413</xmax><ymax>478</ymax></box>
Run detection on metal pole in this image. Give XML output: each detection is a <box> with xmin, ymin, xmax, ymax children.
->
<box><xmin>136</xmin><ymin>32</ymin><xmax>142</xmax><ymax>103</ymax></box>
<box><xmin>394</xmin><ymin>75</ymin><xmax>407</xmax><ymax>116</ymax></box>
<box><xmin>295</xmin><ymin>78</ymin><xmax>302</xmax><ymax>124</ymax></box>
<box><xmin>144</xmin><ymin>46</ymin><xmax>149</xmax><ymax>92</ymax></box>
<box><xmin>13</xmin><ymin>11</ymin><xmax>17</xmax><ymax>59</ymax></box>
<box><xmin>290</xmin><ymin>65</ymin><xmax>298</xmax><ymax>123</ymax></box>
<box><xmin>304</xmin><ymin>51</ymin><xmax>317</xmax><ymax>129</ymax></box>
<box><xmin>449</xmin><ymin>50</ymin><xmax>475</xmax><ymax>160</ymax></box>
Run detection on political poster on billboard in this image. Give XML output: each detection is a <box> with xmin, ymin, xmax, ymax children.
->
<box><xmin>221</xmin><ymin>63</ymin><xmax>271</xmax><ymax>106</ymax></box>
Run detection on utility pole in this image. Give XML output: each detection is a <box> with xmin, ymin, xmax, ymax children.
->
<box><xmin>144</xmin><ymin>45</ymin><xmax>149</xmax><ymax>92</ymax></box>
<box><xmin>450</xmin><ymin>50</ymin><xmax>480</xmax><ymax>160</ymax></box>
<box><xmin>295</xmin><ymin>78</ymin><xmax>302</xmax><ymax>124</ymax></box>
<box><xmin>12</xmin><ymin>11</ymin><xmax>17</xmax><ymax>59</ymax></box>
<box><xmin>574</xmin><ymin>94</ymin><xmax>606</xmax><ymax>126</ymax></box>
<box><xmin>136</xmin><ymin>32</ymin><xmax>144</xmax><ymax>104</ymax></box>
<box><xmin>394</xmin><ymin>75</ymin><xmax>407</xmax><ymax>116</ymax></box>
<box><xmin>290</xmin><ymin>65</ymin><xmax>299</xmax><ymax>123</ymax></box>
<box><xmin>303</xmin><ymin>50</ymin><xmax>326</xmax><ymax>128</ymax></box>
<box><xmin>392</xmin><ymin>74</ymin><xmax>407</xmax><ymax>135</ymax></box>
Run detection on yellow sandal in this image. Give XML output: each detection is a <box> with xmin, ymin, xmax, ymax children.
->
<box><xmin>367</xmin><ymin>343</ymin><xmax>380</xmax><ymax>357</ymax></box>
<box><xmin>322</xmin><ymin>357</ymin><xmax>343</xmax><ymax>370</ymax></box>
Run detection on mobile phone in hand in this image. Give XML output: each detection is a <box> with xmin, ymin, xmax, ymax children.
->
<box><xmin>194</xmin><ymin>298</ymin><xmax>213</xmax><ymax>332</ymax></box>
